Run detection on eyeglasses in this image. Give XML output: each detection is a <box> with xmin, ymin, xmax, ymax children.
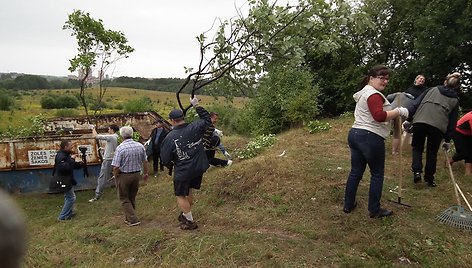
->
<box><xmin>375</xmin><ymin>76</ymin><xmax>389</xmax><ymax>81</ymax></box>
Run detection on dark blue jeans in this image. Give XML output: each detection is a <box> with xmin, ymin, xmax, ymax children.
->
<box><xmin>344</xmin><ymin>128</ymin><xmax>385</xmax><ymax>214</ymax></box>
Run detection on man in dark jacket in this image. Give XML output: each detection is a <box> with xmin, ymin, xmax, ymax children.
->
<box><xmin>149</xmin><ymin>119</ymin><xmax>169</xmax><ymax>177</ymax></box>
<box><xmin>160</xmin><ymin>96</ymin><xmax>211</xmax><ymax>230</ymax></box>
<box><xmin>54</xmin><ymin>140</ymin><xmax>83</xmax><ymax>221</ymax></box>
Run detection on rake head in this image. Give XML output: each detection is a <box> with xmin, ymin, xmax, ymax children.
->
<box><xmin>436</xmin><ymin>205</ymin><xmax>472</xmax><ymax>231</ymax></box>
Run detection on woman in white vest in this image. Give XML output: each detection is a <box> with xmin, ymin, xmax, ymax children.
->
<box><xmin>343</xmin><ymin>65</ymin><xmax>409</xmax><ymax>218</ymax></box>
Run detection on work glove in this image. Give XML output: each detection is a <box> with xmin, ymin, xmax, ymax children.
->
<box><xmin>190</xmin><ymin>96</ymin><xmax>199</xmax><ymax>107</ymax></box>
<box><xmin>224</xmin><ymin>151</ymin><xmax>232</xmax><ymax>159</ymax></box>
<box><xmin>442</xmin><ymin>142</ymin><xmax>451</xmax><ymax>151</ymax></box>
<box><xmin>396</xmin><ymin>107</ymin><xmax>409</xmax><ymax>118</ymax></box>
<box><xmin>214</xmin><ymin>129</ymin><xmax>223</xmax><ymax>138</ymax></box>
<box><xmin>402</xmin><ymin>121</ymin><xmax>412</xmax><ymax>133</ymax></box>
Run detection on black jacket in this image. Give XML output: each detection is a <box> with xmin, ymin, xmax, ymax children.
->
<box><xmin>150</xmin><ymin>127</ymin><xmax>169</xmax><ymax>151</ymax></box>
<box><xmin>53</xmin><ymin>150</ymin><xmax>83</xmax><ymax>191</ymax></box>
<box><xmin>160</xmin><ymin>106</ymin><xmax>211</xmax><ymax>181</ymax></box>
<box><xmin>405</xmin><ymin>84</ymin><xmax>428</xmax><ymax>99</ymax></box>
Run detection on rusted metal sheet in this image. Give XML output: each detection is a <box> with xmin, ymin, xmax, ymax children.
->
<box><xmin>44</xmin><ymin>111</ymin><xmax>171</xmax><ymax>141</ymax></box>
<box><xmin>1</xmin><ymin>111</ymin><xmax>168</xmax><ymax>193</ymax></box>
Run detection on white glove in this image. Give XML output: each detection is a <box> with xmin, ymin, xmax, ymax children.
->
<box><xmin>442</xmin><ymin>142</ymin><xmax>451</xmax><ymax>151</ymax></box>
<box><xmin>190</xmin><ymin>96</ymin><xmax>199</xmax><ymax>107</ymax></box>
<box><xmin>224</xmin><ymin>151</ymin><xmax>232</xmax><ymax>159</ymax></box>
<box><xmin>396</xmin><ymin>107</ymin><xmax>409</xmax><ymax>118</ymax></box>
<box><xmin>214</xmin><ymin>129</ymin><xmax>223</xmax><ymax>137</ymax></box>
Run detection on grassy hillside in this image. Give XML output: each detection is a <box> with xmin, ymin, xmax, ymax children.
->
<box><xmin>13</xmin><ymin>115</ymin><xmax>472</xmax><ymax>267</ymax></box>
<box><xmin>0</xmin><ymin>87</ymin><xmax>247</xmax><ymax>131</ymax></box>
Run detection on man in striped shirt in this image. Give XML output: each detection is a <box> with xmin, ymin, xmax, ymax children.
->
<box><xmin>111</xmin><ymin>126</ymin><xmax>149</xmax><ymax>227</ymax></box>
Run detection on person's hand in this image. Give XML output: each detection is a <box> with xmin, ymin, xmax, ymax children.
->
<box><xmin>442</xmin><ymin>142</ymin><xmax>451</xmax><ymax>151</ymax></box>
<box><xmin>402</xmin><ymin>121</ymin><xmax>412</xmax><ymax>133</ymax></box>
<box><xmin>396</xmin><ymin>107</ymin><xmax>409</xmax><ymax>118</ymax></box>
<box><xmin>214</xmin><ymin>129</ymin><xmax>223</xmax><ymax>137</ymax></box>
<box><xmin>190</xmin><ymin>96</ymin><xmax>199</xmax><ymax>107</ymax></box>
<box><xmin>143</xmin><ymin>173</ymin><xmax>149</xmax><ymax>183</ymax></box>
<box><xmin>224</xmin><ymin>151</ymin><xmax>232</xmax><ymax>159</ymax></box>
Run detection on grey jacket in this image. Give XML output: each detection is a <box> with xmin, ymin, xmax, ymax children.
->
<box><xmin>411</xmin><ymin>86</ymin><xmax>459</xmax><ymax>141</ymax></box>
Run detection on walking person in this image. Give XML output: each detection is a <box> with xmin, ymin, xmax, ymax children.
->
<box><xmin>54</xmin><ymin>140</ymin><xmax>83</xmax><ymax>221</ymax></box>
<box><xmin>149</xmin><ymin>119</ymin><xmax>169</xmax><ymax>177</ymax></box>
<box><xmin>89</xmin><ymin>124</ymin><xmax>119</xmax><ymax>202</ymax></box>
<box><xmin>111</xmin><ymin>126</ymin><xmax>149</xmax><ymax>226</ymax></box>
<box><xmin>343</xmin><ymin>65</ymin><xmax>409</xmax><ymax>218</ymax></box>
<box><xmin>409</xmin><ymin>72</ymin><xmax>461</xmax><ymax>186</ymax></box>
<box><xmin>160</xmin><ymin>96</ymin><xmax>211</xmax><ymax>230</ymax></box>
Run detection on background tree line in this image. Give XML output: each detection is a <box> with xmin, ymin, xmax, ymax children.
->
<box><xmin>203</xmin><ymin>0</ymin><xmax>472</xmax><ymax>135</ymax></box>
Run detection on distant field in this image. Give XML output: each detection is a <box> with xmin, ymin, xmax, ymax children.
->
<box><xmin>0</xmin><ymin>87</ymin><xmax>247</xmax><ymax>132</ymax></box>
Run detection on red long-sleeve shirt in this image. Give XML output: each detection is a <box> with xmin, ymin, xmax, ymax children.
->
<box><xmin>367</xmin><ymin>93</ymin><xmax>387</xmax><ymax>122</ymax></box>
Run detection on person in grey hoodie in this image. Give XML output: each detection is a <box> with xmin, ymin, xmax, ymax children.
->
<box><xmin>343</xmin><ymin>65</ymin><xmax>409</xmax><ymax>218</ymax></box>
<box><xmin>409</xmin><ymin>72</ymin><xmax>461</xmax><ymax>187</ymax></box>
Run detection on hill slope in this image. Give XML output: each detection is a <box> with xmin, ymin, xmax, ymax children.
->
<box><xmin>16</xmin><ymin>116</ymin><xmax>472</xmax><ymax>267</ymax></box>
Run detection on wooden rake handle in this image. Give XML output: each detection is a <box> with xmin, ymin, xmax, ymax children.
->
<box><xmin>444</xmin><ymin>149</ymin><xmax>462</xmax><ymax>206</ymax></box>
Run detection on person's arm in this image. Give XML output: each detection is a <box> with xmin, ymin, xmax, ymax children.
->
<box><xmin>367</xmin><ymin>94</ymin><xmax>405</xmax><ymax>122</ymax></box>
<box><xmin>159</xmin><ymin>136</ymin><xmax>173</xmax><ymax>167</ymax></box>
<box><xmin>445</xmin><ymin>104</ymin><xmax>460</xmax><ymax>142</ymax></box>
<box><xmin>92</xmin><ymin>126</ymin><xmax>98</xmax><ymax>138</ymax></box>
<box><xmin>142</xmin><ymin>160</ymin><xmax>149</xmax><ymax>182</ymax></box>
<box><xmin>112</xmin><ymin>166</ymin><xmax>120</xmax><ymax>178</ymax></box>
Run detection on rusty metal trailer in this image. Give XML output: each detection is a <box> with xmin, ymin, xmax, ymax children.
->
<box><xmin>0</xmin><ymin>111</ymin><xmax>167</xmax><ymax>193</ymax></box>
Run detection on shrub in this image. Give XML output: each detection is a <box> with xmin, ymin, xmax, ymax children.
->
<box><xmin>235</xmin><ymin>134</ymin><xmax>276</xmax><ymax>159</ymax></box>
<box><xmin>0</xmin><ymin>90</ymin><xmax>14</xmax><ymax>111</ymax></box>
<box><xmin>40</xmin><ymin>95</ymin><xmax>57</xmax><ymax>109</ymax></box>
<box><xmin>114</xmin><ymin>103</ymin><xmax>124</xmax><ymax>110</ymax></box>
<box><xmin>41</xmin><ymin>95</ymin><xmax>79</xmax><ymax>109</ymax></box>
<box><xmin>123</xmin><ymin>97</ymin><xmax>153</xmax><ymax>112</ymax></box>
<box><xmin>55</xmin><ymin>109</ymin><xmax>78</xmax><ymax>117</ymax></box>
<box><xmin>306</xmin><ymin>120</ymin><xmax>331</xmax><ymax>133</ymax></box>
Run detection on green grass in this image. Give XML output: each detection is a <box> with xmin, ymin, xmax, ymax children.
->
<box><xmin>11</xmin><ymin>115</ymin><xmax>472</xmax><ymax>266</ymax></box>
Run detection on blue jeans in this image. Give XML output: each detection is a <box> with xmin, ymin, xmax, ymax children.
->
<box><xmin>58</xmin><ymin>188</ymin><xmax>76</xmax><ymax>220</ymax></box>
<box><xmin>344</xmin><ymin>128</ymin><xmax>385</xmax><ymax>213</ymax></box>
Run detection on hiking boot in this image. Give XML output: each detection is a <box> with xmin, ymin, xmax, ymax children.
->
<box><xmin>426</xmin><ymin>181</ymin><xmax>437</xmax><ymax>187</ymax></box>
<box><xmin>369</xmin><ymin>208</ymin><xmax>393</xmax><ymax>218</ymax></box>
<box><xmin>180</xmin><ymin>220</ymin><xmax>198</xmax><ymax>230</ymax></box>
<box><xmin>413</xmin><ymin>172</ymin><xmax>422</xmax><ymax>183</ymax></box>
<box><xmin>343</xmin><ymin>202</ymin><xmax>357</xmax><ymax>214</ymax></box>
<box><xmin>177</xmin><ymin>212</ymin><xmax>187</xmax><ymax>224</ymax></box>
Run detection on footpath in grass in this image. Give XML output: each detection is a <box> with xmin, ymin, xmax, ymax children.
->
<box><xmin>14</xmin><ymin>116</ymin><xmax>472</xmax><ymax>267</ymax></box>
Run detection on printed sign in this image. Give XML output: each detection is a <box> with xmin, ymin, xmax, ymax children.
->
<box><xmin>28</xmin><ymin>150</ymin><xmax>53</xmax><ymax>166</ymax></box>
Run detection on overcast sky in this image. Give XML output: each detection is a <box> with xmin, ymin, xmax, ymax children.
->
<box><xmin>0</xmin><ymin>0</ymin><xmax>252</xmax><ymax>78</ymax></box>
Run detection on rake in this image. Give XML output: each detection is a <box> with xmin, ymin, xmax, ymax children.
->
<box><xmin>436</xmin><ymin>149</ymin><xmax>472</xmax><ymax>230</ymax></box>
<box><xmin>388</xmin><ymin>116</ymin><xmax>411</xmax><ymax>207</ymax></box>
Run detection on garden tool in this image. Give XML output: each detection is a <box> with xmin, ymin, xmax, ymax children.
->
<box><xmin>436</xmin><ymin>148</ymin><xmax>472</xmax><ymax>230</ymax></box>
<box><xmin>389</xmin><ymin>116</ymin><xmax>411</xmax><ymax>207</ymax></box>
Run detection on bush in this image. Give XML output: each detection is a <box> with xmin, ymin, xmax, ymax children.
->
<box><xmin>123</xmin><ymin>97</ymin><xmax>153</xmax><ymax>112</ymax></box>
<box><xmin>0</xmin><ymin>89</ymin><xmax>14</xmax><ymax>111</ymax></box>
<box><xmin>236</xmin><ymin>134</ymin><xmax>277</xmax><ymax>159</ymax></box>
<box><xmin>244</xmin><ymin>65</ymin><xmax>320</xmax><ymax>135</ymax></box>
<box><xmin>41</xmin><ymin>94</ymin><xmax>79</xmax><ymax>109</ymax></box>
<box><xmin>306</xmin><ymin>120</ymin><xmax>331</xmax><ymax>133</ymax></box>
<box><xmin>55</xmin><ymin>109</ymin><xmax>78</xmax><ymax>117</ymax></box>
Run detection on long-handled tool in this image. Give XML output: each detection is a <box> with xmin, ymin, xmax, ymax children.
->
<box><xmin>389</xmin><ymin>116</ymin><xmax>411</xmax><ymax>207</ymax></box>
<box><xmin>436</xmin><ymin>149</ymin><xmax>472</xmax><ymax>230</ymax></box>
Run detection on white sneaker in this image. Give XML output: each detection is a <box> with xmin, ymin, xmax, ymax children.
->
<box><xmin>226</xmin><ymin>160</ymin><xmax>233</xmax><ymax>167</ymax></box>
<box><xmin>88</xmin><ymin>197</ymin><xmax>99</xmax><ymax>203</ymax></box>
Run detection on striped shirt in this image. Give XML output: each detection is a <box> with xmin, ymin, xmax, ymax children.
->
<box><xmin>111</xmin><ymin>138</ymin><xmax>147</xmax><ymax>173</ymax></box>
